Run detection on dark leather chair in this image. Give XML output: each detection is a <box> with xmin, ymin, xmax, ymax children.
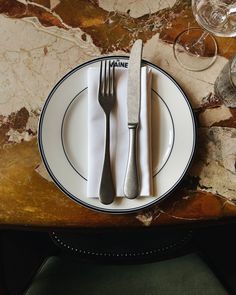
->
<box><xmin>23</xmin><ymin>228</ymin><xmax>229</xmax><ymax>295</ymax></box>
<box><xmin>24</xmin><ymin>253</ymin><xmax>228</xmax><ymax>295</ymax></box>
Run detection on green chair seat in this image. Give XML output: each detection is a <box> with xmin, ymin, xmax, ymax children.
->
<box><xmin>25</xmin><ymin>254</ymin><xmax>228</xmax><ymax>295</ymax></box>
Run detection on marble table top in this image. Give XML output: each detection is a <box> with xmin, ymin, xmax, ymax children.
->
<box><xmin>0</xmin><ymin>0</ymin><xmax>236</xmax><ymax>228</ymax></box>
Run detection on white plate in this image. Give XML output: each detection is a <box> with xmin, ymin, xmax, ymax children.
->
<box><xmin>38</xmin><ymin>56</ymin><xmax>196</xmax><ymax>214</ymax></box>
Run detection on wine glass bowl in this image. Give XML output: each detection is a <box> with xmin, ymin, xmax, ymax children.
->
<box><xmin>192</xmin><ymin>0</ymin><xmax>236</xmax><ymax>37</ymax></box>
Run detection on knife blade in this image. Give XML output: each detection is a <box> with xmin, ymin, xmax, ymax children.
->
<box><xmin>124</xmin><ymin>39</ymin><xmax>143</xmax><ymax>199</ymax></box>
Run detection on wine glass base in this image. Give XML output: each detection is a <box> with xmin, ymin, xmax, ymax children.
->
<box><xmin>173</xmin><ymin>28</ymin><xmax>218</xmax><ymax>71</ymax></box>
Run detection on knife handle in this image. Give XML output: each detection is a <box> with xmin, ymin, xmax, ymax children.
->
<box><xmin>124</xmin><ymin>124</ymin><xmax>139</xmax><ymax>199</ymax></box>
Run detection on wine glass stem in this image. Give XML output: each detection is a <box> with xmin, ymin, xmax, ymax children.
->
<box><xmin>190</xmin><ymin>30</ymin><xmax>209</xmax><ymax>48</ymax></box>
<box><xmin>229</xmin><ymin>5</ymin><xmax>236</xmax><ymax>15</ymax></box>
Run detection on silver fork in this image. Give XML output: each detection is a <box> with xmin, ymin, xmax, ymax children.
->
<box><xmin>98</xmin><ymin>60</ymin><xmax>116</xmax><ymax>205</ymax></box>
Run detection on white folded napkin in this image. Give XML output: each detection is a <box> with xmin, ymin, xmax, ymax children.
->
<box><xmin>87</xmin><ymin>66</ymin><xmax>152</xmax><ymax>198</ymax></box>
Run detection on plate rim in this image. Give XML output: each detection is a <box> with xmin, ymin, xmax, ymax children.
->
<box><xmin>38</xmin><ymin>55</ymin><xmax>197</xmax><ymax>214</ymax></box>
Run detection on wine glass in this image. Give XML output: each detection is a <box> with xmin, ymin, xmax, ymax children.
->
<box><xmin>214</xmin><ymin>54</ymin><xmax>236</xmax><ymax>106</ymax></box>
<box><xmin>173</xmin><ymin>0</ymin><xmax>236</xmax><ymax>71</ymax></box>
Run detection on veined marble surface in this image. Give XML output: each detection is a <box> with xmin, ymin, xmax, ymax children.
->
<box><xmin>0</xmin><ymin>0</ymin><xmax>236</xmax><ymax>227</ymax></box>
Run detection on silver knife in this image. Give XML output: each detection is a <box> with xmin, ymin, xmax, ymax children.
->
<box><xmin>124</xmin><ymin>39</ymin><xmax>143</xmax><ymax>199</ymax></box>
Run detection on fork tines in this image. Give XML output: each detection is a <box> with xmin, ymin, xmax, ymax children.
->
<box><xmin>99</xmin><ymin>60</ymin><xmax>115</xmax><ymax>99</ymax></box>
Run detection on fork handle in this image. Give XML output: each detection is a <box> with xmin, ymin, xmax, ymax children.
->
<box><xmin>99</xmin><ymin>114</ymin><xmax>115</xmax><ymax>205</ymax></box>
<box><xmin>124</xmin><ymin>124</ymin><xmax>140</xmax><ymax>199</ymax></box>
